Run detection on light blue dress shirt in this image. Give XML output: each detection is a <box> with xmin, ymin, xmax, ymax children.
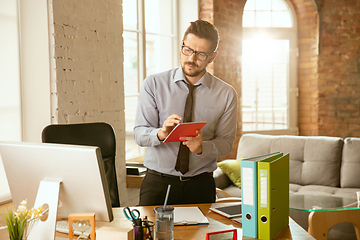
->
<box><xmin>134</xmin><ymin>67</ymin><xmax>238</xmax><ymax>176</ymax></box>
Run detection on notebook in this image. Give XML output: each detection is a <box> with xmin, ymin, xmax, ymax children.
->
<box><xmin>173</xmin><ymin>207</ymin><xmax>209</xmax><ymax>226</ymax></box>
<box><xmin>163</xmin><ymin>122</ymin><xmax>207</xmax><ymax>143</ymax></box>
<box><xmin>209</xmin><ymin>203</ymin><xmax>242</xmax><ymax>218</ymax></box>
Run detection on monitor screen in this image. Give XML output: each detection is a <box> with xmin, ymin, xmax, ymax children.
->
<box><xmin>0</xmin><ymin>141</ymin><xmax>113</xmax><ymax>222</ymax></box>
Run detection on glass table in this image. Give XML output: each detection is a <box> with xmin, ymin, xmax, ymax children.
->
<box><xmin>289</xmin><ymin>193</ymin><xmax>360</xmax><ymax>240</ymax></box>
<box><xmin>289</xmin><ymin>192</ymin><xmax>358</xmax><ymax>212</ymax></box>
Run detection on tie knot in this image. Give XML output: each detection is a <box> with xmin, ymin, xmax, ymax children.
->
<box><xmin>186</xmin><ymin>83</ymin><xmax>199</xmax><ymax>93</ymax></box>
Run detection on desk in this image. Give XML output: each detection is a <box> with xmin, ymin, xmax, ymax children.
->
<box><xmin>0</xmin><ymin>202</ymin><xmax>314</xmax><ymax>240</ymax></box>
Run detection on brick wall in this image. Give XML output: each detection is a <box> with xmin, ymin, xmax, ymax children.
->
<box><xmin>290</xmin><ymin>0</ymin><xmax>319</xmax><ymax>136</ymax></box>
<box><xmin>199</xmin><ymin>0</ymin><xmax>360</xmax><ymax>146</ymax></box>
<box><xmin>214</xmin><ymin>0</ymin><xmax>244</xmax><ymax>159</ymax></box>
<box><xmin>199</xmin><ymin>0</ymin><xmax>243</xmax><ymax>160</ymax></box>
<box><xmin>199</xmin><ymin>0</ymin><xmax>214</xmax><ymax>74</ymax></box>
<box><xmin>49</xmin><ymin>0</ymin><xmax>127</xmax><ymax>204</ymax></box>
<box><xmin>316</xmin><ymin>0</ymin><xmax>360</xmax><ymax>137</ymax></box>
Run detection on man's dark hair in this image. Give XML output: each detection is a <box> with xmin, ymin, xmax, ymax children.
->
<box><xmin>183</xmin><ymin>20</ymin><xmax>220</xmax><ymax>52</ymax></box>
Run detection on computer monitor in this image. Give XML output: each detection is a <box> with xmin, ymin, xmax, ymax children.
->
<box><xmin>0</xmin><ymin>141</ymin><xmax>114</xmax><ymax>239</ymax></box>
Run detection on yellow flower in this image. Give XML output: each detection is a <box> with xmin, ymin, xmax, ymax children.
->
<box><xmin>4</xmin><ymin>199</ymin><xmax>45</xmax><ymax>240</ymax></box>
<box><xmin>20</xmin><ymin>200</ymin><xmax>27</xmax><ymax>206</ymax></box>
<box><xmin>38</xmin><ymin>206</ymin><xmax>44</xmax><ymax>213</ymax></box>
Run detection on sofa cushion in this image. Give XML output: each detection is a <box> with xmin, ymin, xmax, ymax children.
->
<box><xmin>221</xmin><ymin>185</ymin><xmax>242</xmax><ymax>198</ymax></box>
<box><xmin>289</xmin><ymin>184</ymin><xmax>359</xmax><ymax>200</ymax></box>
<box><xmin>217</xmin><ymin>159</ymin><xmax>242</xmax><ymax>187</ymax></box>
<box><xmin>238</xmin><ymin>134</ymin><xmax>343</xmax><ymax>187</ymax></box>
<box><xmin>270</xmin><ymin>136</ymin><xmax>307</xmax><ymax>185</ymax></box>
<box><xmin>341</xmin><ymin>138</ymin><xmax>360</xmax><ymax>188</ymax></box>
<box><xmin>273</xmin><ymin>136</ymin><xmax>343</xmax><ymax>187</ymax></box>
<box><xmin>236</xmin><ymin>134</ymin><xmax>273</xmax><ymax>158</ymax></box>
<box><xmin>292</xmin><ymin>184</ymin><xmax>340</xmax><ymax>196</ymax></box>
<box><xmin>334</xmin><ymin>188</ymin><xmax>360</xmax><ymax>200</ymax></box>
<box><xmin>302</xmin><ymin>137</ymin><xmax>342</xmax><ymax>187</ymax></box>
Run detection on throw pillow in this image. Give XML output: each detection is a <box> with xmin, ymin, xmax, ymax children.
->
<box><xmin>218</xmin><ymin>159</ymin><xmax>242</xmax><ymax>188</ymax></box>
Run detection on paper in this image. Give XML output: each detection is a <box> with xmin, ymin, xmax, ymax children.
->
<box><xmin>242</xmin><ymin>167</ymin><xmax>254</xmax><ymax>205</ymax></box>
<box><xmin>174</xmin><ymin>207</ymin><xmax>209</xmax><ymax>225</ymax></box>
<box><xmin>163</xmin><ymin>122</ymin><xmax>207</xmax><ymax>143</ymax></box>
<box><xmin>260</xmin><ymin>170</ymin><xmax>268</xmax><ymax>207</ymax></box>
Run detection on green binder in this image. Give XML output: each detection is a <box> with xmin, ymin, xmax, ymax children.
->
<box><xmin>257</xmin><ymin>153</ymin><xmax>289</xmax><ymax>240</ymax></box>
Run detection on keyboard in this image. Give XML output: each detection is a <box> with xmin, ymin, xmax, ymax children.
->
<box><xmin>56</xmin><ymin>221</ymin><xmax>94</xmax><ymax>237</ymax></box>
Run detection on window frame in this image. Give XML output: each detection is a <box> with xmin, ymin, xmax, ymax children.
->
<box><xmin>242</xmin><ymin>0</ymin><xmax>298</xmax><ymax>135</ymax></box>
<box><xmin>123</xmin><ymin>0</ymin><xmax>198</xmax><ymax>161</ymax></box>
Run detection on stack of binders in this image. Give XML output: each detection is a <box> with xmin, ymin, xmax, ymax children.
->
<box><xmin>240</xmin><ymin>152</ymin><xmax>289</xmax><ymax>240</ymax></box>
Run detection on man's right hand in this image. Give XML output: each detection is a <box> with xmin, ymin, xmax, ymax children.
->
<box><xmin>157</xmin><ymin>114</ymin><xmax>182</xmax><ymax>141</ymax></box>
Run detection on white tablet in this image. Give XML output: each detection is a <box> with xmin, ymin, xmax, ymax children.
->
<box><xmin>209</xmin><ymin>203</ymin><xmax>242</xmax><ymax>218</ymax></box>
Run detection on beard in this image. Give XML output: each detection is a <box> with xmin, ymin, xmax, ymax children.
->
<box><xmin>181</xmin><ymin>61</ymin><xmax>206</xmax><ymax>78</ymax></box>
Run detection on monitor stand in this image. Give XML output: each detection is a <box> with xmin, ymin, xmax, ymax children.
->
<box><xmin>28</xmin><ymin>179</ymin><xmax>61</xmax><ymax>240</ymax></box>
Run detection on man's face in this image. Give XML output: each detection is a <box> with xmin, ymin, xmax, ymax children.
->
<box><xmin>180</xmin><ymin>34</ymin><xmax>216</xmax><ymax>79</ymax></box>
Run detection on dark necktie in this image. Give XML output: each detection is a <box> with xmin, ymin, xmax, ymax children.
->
<box><xmin>175</xmin><ymin>82</ymin><xmax>198</xmax><ymax>174</ymax></box>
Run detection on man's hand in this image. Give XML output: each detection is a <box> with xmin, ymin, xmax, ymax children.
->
<box><xmin>179</xmin><ymin>130</ymin><xmax>203</xmax><ymax>154</ymax></box>
<box><xmin>157</xmin><ymin>114</ymin><xmax>182</xmax><ymax>141</ymax></box>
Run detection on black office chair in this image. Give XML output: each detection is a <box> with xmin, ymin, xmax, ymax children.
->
<box><xmin>41</xmin><ymin>122</ymin><xmax>120</xmax><ymax>207</ymax></box>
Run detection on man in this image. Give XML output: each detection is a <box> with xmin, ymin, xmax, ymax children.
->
<box><xmin>134</xmin><ymin>20</ymin><xmax>237</xmax><ymax>206</ymax></box>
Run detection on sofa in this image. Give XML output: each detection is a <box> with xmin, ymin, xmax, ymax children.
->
<box><xmin>214</xmin><ymin>133</ymin><xmax>360</xmax><ymax>240</ymax></box>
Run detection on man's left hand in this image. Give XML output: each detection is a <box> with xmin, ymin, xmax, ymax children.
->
<box><xmin>179</xmin><ymin>130</ymin><xmax>203</xmax><ymax>154</ymax></box>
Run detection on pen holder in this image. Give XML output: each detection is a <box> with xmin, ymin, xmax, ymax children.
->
<box><xmin>133</xmin><ymin>221</ymin><xmax>154</xmax><ymax>240</ymax></box>
<box><xmin>133</xmin><ymin>224</ymin><xmax>143</xmax><ymax>240</ymax></box>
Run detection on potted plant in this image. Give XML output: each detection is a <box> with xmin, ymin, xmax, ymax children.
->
<box><xmin>4</xmin><ymin>200</ymin><xmax>44</xmax><ymax>240</ymax></box>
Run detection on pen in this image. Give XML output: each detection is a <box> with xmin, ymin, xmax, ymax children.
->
<box><xmin>142</xmin><ymin>216</ymin><xmax>153</xmax><ymax>240</ymax></box>
<box><xmin>174</xmin><ymin>221</ymin><xmax>198</xmax><ymax>226</ymax></box>
<box><xmin>142</xmin><ymin>219</ymin><xmax>147</xmax><ymax>236</ymax></box>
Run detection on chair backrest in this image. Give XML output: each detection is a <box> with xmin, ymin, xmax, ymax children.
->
<box><xmin>42</xmin><ymin>122</ymin><xmax>120</xmax><ymax>207</ymax></box>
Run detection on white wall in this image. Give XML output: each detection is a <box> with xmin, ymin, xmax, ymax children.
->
<box><xmin>50</xmin><ymin>0</ymin><xmax>127</xmax><ymax>204</ymax></box>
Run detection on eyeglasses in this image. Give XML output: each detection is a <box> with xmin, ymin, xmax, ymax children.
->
<box><xmin>181</xmin><ymin>42</ymin><xmax>212</xmax><ymax>61</ymax></box>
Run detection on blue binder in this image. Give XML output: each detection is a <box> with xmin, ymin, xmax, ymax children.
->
<box><xmin>241</xmin><ymin>152</ymin><xmax>283</xmax><ymax>238</ymax></box>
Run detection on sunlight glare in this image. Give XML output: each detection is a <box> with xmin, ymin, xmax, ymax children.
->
<box><xmin>246</xmin><ymin>33</ymin><xmax>273</xmax><ymax>63</ymax></box>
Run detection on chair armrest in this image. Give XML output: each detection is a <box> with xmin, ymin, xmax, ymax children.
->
<box><xmin>216</xmin><ymin>196</ymin><xmax>242</xmax><ymax>203</ymax></box>
<box><xmin>216</xmin><ymin>188</ymin><xmax>232</xmax><ymax>198</ymax></box>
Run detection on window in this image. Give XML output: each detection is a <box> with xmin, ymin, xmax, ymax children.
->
<box><xmin>0</xmin><ymin>0</ymin><xmax>21</xmax><ymax>142</ymax></box>
<box><xmin>243</xmin><ymin>0</ymin><xmax>292</xmax><ymax>28</ymax></box>
<box><xmin>123</xmin><ymin>0</ymin><xmax>178</xmax><ymax>159</ymax></box>
<box><xmin>0</xmin><ymin>0</ymin><xmax>21</xmax><ymax>203</ymax></box>
<box><xmin>242</xmin><ymin>0</ymin><xmax>298</xmax><ymax>134</ymax></box>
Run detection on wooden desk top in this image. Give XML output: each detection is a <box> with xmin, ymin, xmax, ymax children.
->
<box><xmin>0</xmin><ymin>202</ymin><xmax>315</xmax><ymax>240</ymax></box>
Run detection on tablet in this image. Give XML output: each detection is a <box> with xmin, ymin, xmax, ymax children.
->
<box><xmin>209</xmin><ymin>203</ymin><xmax>242</xmax><ymax>218</ymax></box>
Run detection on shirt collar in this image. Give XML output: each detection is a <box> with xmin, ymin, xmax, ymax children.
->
<box><xmin>174</xmin><ymin>67</ymin><xmax>211</xmax><ymax>89</ymax></box>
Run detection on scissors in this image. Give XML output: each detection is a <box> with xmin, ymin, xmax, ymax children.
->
<box><xmin>123</xmin><ymin>207</ymin><xmax>141</xmax><ymax>226</ymax></box>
